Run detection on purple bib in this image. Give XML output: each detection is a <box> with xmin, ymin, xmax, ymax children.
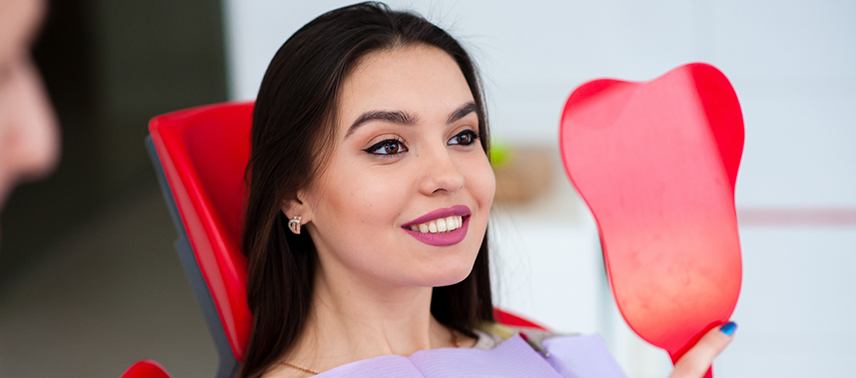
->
<box><xmin>316</xmin><ymin>334</ymin><xmax>626</xmax><ymax>377</ymax></box>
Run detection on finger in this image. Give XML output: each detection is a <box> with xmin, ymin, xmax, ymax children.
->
<box><xmin>670</xmin><ymin>321</ymin><xmax>737</xmax><ymax>378</ymax></box>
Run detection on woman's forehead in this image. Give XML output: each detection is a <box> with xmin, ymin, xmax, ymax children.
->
<box><xmin>338</xmin><ymin>44</ymin><xmax>474</xmax><ymax>122</ymax></box>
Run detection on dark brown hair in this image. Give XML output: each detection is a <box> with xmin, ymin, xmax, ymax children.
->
<box><xmin>241</xmin><ymin>2</ymin><xmax>495</xmax><ymax>376</ymax></box>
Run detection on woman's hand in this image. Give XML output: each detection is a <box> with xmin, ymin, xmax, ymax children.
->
<box><xmin>669</xmin><ymin>321</ymin><xmax>737</xmax><ymax>378</ymax></box>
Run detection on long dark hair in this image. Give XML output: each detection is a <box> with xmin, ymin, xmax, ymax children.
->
<box><xmin>241</xmin><ymin>3</ymin><xmax>495</xmax><ymax>376</ymax></box>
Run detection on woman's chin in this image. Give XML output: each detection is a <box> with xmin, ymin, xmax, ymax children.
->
<box><xmin>422</xmin><ymin>261</ymin><xmax>476</xmax><ymax>287</ymax></box>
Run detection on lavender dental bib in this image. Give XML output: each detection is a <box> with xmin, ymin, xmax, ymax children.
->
<box><xmin>316</xmin><ymin>334</ymin><xmax>626</xmax><ymax>377</ymax></box>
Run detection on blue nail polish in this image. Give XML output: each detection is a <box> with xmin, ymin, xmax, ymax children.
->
<box><xmin>720</xmin><ymin>321</ymin><xmax>737</xmax><ymax>336</ymax></box>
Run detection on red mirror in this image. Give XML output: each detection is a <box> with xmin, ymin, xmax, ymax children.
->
<box><xmin>559</xmin><ymin>63</ymin><xmax>744</xmax><ymax>376</ymax></box>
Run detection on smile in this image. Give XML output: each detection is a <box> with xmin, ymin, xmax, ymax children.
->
<box><xmin>401</xmin><ymin>205</ymin><xmax>471</xmax><ymax>247</ymax></box>
<box><xmin>408</xmin><ymin>215</ymin><xmax>463</xmax><ymax>233</ymax></box>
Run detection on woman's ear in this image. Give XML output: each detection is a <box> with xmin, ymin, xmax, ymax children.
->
<box><xmin>280</xmin><ymin>191</ymin><xmax>314</xmax><ymax>225</ymax></box>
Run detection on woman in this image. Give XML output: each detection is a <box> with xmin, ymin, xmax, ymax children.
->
<box><xmin>0</xmin><ymin>0</ymin><xmax>58</xmax><ymax>211</ymax></box>
<box><xmin>241</xmin><ymin>3</ymin><xmax>734</xmax><ymax>377</ymax></box>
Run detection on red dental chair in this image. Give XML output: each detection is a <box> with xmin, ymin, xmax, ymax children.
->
<box><xmin>130</xmin><ymin>102</ymin><xmax>545</xmax><ymax>377</ymax></box>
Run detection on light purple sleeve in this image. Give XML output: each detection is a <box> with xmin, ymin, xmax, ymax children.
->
<box><xmin>543</xmin><ymin>334</ymin><xmax>627</xmax><ymax>378</ymax></box>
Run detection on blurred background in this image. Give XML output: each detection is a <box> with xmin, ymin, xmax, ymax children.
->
<box><xmin>1</xmin><ymin>0</ymin><xmax>854</xmax><ymax>376</ymax></box>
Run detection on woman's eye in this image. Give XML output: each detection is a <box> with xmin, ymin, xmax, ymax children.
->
<box><xmin>365</xmin><ymin>138</ymin><xmax>409</xmax><ymax>156</ymax></box>
<box><xmin>448</xmin><ymin>130</ymin><xmax>479</xmax><ymax>146</ymax></box>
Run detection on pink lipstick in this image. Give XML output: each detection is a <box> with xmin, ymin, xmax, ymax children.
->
<box><xmin>402</xmin><ymin>205</ymin><xmax>471</xmax><ymax>247</ymax></box>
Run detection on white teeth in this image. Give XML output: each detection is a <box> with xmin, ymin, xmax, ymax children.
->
<box><xmin>408</xmin><ymin>215</ymin><xmax>464</xmax><ymax>234</ymax></box>
<box><xmin>437</xmin><ymin>218</ymin><xmax>447</xmax><ymax>232</ymax></box>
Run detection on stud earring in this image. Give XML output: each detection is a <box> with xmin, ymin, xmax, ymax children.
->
<box><xmin>288</xmin><ymin>216</ymin><xmax>302</xmax><ymax>235</ymax></box>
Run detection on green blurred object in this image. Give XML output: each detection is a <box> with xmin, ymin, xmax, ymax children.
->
<box><xmin>490</xmin><ymin>143</ymin><xmax>511</xmax><ymax>167</ymax></box>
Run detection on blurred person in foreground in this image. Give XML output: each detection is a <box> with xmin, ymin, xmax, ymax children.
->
<box><xmin>0</xmin><ymin>0</ymin><xmax>58</xmax><ymax>213</ymax></box>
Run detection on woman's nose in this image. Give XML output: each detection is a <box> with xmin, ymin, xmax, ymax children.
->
<box><xmin>418</xmin><ymin>146</ymin><xmax>464</xmax><ymax>195</ymax></box>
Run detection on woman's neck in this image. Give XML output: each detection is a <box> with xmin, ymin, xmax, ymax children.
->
<box><xmin>282</xmin><ymin>261</ymin><xmax>460</xmax><ymax>373</ymax></box>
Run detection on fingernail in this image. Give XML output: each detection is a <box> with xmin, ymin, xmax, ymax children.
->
<box><xmin>719</xmin><ymin>321</ymin><xmax>738</xmax><ymax>336</ymax></box>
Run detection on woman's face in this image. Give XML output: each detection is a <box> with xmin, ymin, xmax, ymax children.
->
<box><xmin>296</xmin><ymin>44</ymin><xmax>495</xmax><ymax>288</ymax></box>
<box><xmin>0</xmin><ymin>0</ymin><xmax>57</xmax><ymax>208</ymax></box>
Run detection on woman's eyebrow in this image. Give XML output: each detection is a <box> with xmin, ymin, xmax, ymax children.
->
<box><xmin>447</xmin><ymin>101</ymin><xmax>477</xmax><ymax>124</ymax></box>
<box><xmin>345</xmin><ymin>101</ymin><xmax>477</xmax><ymax>138</ymax></box>
<box><xmin>346</xmin><ymin>109</ymin><xmax>416</xmax><ymax>137</ymax></box>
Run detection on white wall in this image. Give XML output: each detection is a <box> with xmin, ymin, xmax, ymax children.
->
<box><xmin>222</xmin><ymin>1</ymin><xmax>856</xmax><ymax>377</ymax></box>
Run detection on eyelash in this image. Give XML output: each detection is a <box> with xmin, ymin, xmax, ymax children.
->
<box><xmin>365</xmin><ymin>136</ymin><xmax>408</xmax><ymax>156</ymax></box>
<box><xmin>364</xmin><ymin>129</ymin><xmax>480</xmax><ymax>156</ymax></box>
<box><xmin>448</xmin><ymin>129</ymin><xmax>479</xmax><ymax>146</ymax></box>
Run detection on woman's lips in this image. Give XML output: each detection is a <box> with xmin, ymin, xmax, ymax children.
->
<box><xmin>401</xmin><ymin>205</ymin><xmax>472</xmax><ymax>247</ymax></box>
<box><xmin>403</xmin><ymin>216</ymin><xmax>470</xmax><ymax>247</ymax></box>
<box><xmin>402</xmin><ymin>205</ymin><xmax>471</xmax><ymax>227</ymax></box>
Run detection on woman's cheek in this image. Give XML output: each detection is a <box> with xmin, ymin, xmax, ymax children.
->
<box><xmin>470</xmin><ymin>154</ymin><xmax>496</xmax><ymax>209</ymax></box>
<box><xmin>336</xmin><ymin>162</ymin><xmax>412</xmax><ymax>240</ymax></box>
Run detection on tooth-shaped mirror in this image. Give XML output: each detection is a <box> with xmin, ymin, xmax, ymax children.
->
<box><xmin>559</xmin><ymin>63</ymin><xmax>744</xmax><ymax>377</ymax></box>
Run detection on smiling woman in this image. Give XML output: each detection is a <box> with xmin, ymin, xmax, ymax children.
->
<box><xmin>240</xmin><ymin>2</ymin><xmax>727</xmax><ymax>378</ymax></box>
<box><xmin>242</xmin><ymin>4</ymin><xmax>496</xmax><ymax>376</ymax></box>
